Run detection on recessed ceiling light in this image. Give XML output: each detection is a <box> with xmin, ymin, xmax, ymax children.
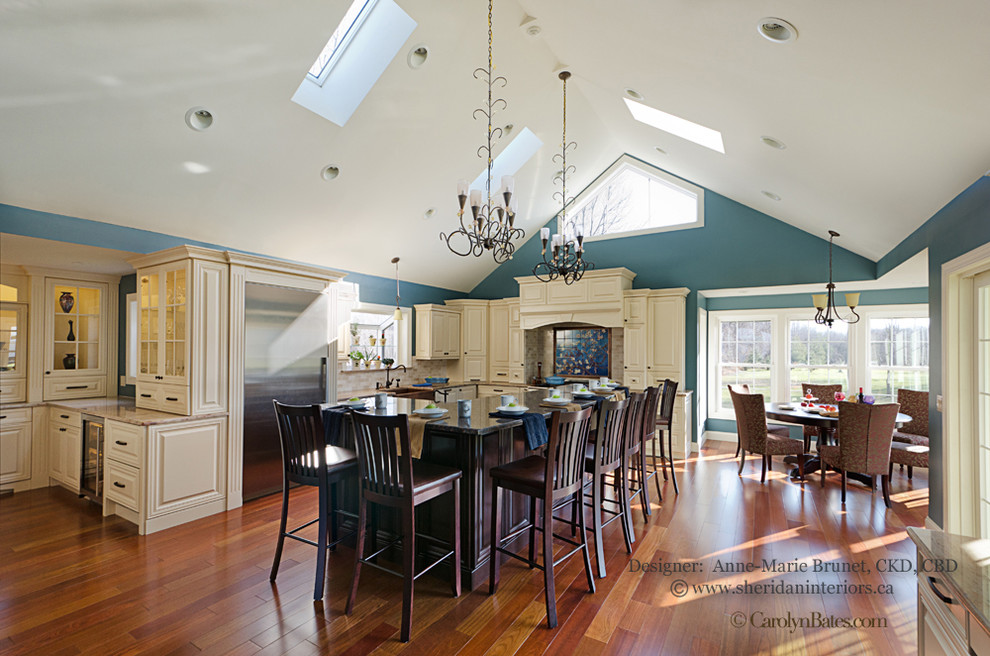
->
<box><xmin>654</xmin><ymin>146</ymin><xmax>667</xmax><ymax>155</ymax></box>
<box><xmin>758</xmin><ymin>18</ymin><xmax>798</xmax><ymax>43</ymax></box>
<box><xmin>624</xmin><ymin>88</ymin><xmax>644</xmax><ymax>101</ymax></box>
<box><xmin>407</xmin><ymin>44</ymin><xmax>429</xmax><ymax>69</ymax></box>
<box><xmin>760</xmin><ymin>136</ymin><xmax>787</xmax><ymax>150</ymax></box>
<box><xmin>184</xmin><ymin>107</ymin><xmax>213</xmax><ymax>131</ymax></box>
<box><xmin>762</xmin><ymin>190</ymin><xmax>781</xmax><ymax>201</ymax></box>
<box><xmin>182</xmin><ymin>161</ymin><xmax>211</xmax><ymax>174</ymax></box>
<box><xmin>624</xmin><ymin>98</ymin><xmax>725</xmax><ymax>153</ymax></box>
<box><xmin>321</xmin><ymin>165</ymin><xmax>340</xmax><ymax>181</ymax></box>
<box><xmin>424</xmin><ymin>207</ymin><xmax>437</xmax><ymax>220</ymax></box>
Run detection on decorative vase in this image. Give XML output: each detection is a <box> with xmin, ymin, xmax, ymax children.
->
<box><xmin>369</xmin><ymin>337</ymin><xmax>377</xmax><ymax>346</ymax></box>
<box><xmin>62</xmin><ymin>353</ymin><xmax>76</xmax><ymax>370</ymax></box>
<box><xmin>59</xmin><ymin>292</ymin><xmax>75</xmax><ymax>313</ymax></box>
<box><xmin>66</xmin><ymin>320</ymin><xmax>75</xmax><ymax>342</ymax></box>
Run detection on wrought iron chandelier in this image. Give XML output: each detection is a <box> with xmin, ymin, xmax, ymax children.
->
<box><xmin>813</xmin><ymin>230</ymin><xmax>860</xmax><ymax>327</ymax></box>
<box><xmin>532</xmin><ymin>70</ymin><xmax>593</xmax><ymax>285</ymax></box>
<box><xmin>439</xmin><ymin>0</ymin><xmax>524</xmax><ymax>263</ymax></box>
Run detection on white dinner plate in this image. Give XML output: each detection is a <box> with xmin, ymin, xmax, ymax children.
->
<box><xmin>343</xmin><ymin>399</ymin><xmax>368</xmax><ymax>408</ymax></box>
<box><xmin>573</xmin><ymin>390</ymin><xmax>596</xmax><ymax>398</ymax></box>
<box><xmin>543</xmin><ymin>397</ymin><xmax>569</xmax><ymax>405</ymax></box>
<box><xmin>413</xmin><ymin>407</ymin><xmax>447</xmax><ymax>417</ymax></box>
<box><xmin>496</xmin><ymin>405</ymin><xmax>528</xmax><ymax>414</ymax></box>
<box><xmin>777</xmin><ymin>404</ymin><xmax>795</xmax><ymax>411</ymax></box>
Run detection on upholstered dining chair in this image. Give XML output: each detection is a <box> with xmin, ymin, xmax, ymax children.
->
<box><xmin>889</xmin><ymin>442</ymin><xmax>929</xmax><ymax>481</ymax></box>
<box><xmin>728</xmin><ymin>384</ymin><xmax>791</xmax><ymax>457</ymax></box>
<box><xmin>729</xmin><ymin>387</ymin><xmax>806</xmax><ymax>483</ymax></box>
<box><xmin>270</xmin><ymin>401</ymin><xmax>358</xmax><ymax>602</ymax></box>
<box><xmin>818</xmin><ymin>401</ymin><xmax>901</xmax><ymax>508</ymax></box>
<box><xmin>892</xmin><ymin>389</ymin><xmax>929</xmax><ymax>446</ymax></box>
<box><xmin>801</xmin><ymin>384</ymin><xmax>843</xmax><ymax>452</ymax></box>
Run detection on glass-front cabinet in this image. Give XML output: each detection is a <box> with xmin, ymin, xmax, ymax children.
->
<box><xmin>138</xmin><ymin>263</ymin><xmax>189</xmax><ymax>385</ymax></box>
<box><xmin>0</xmin><ymin>301</ymin><xmax>28</xmax><ymax>403</ymax></box>
<box><xmin>43</xmin><ymin>278</ymin><xmax>109</xmax><ymax>400</ymax></box>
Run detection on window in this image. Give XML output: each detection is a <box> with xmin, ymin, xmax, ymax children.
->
<box><xmin>716</xmin><ymin>319</ymin><xmax>773</xmax><ymax>413</ymax></box>
<box><xmin>788</xmin><ymin>320</ymin><xmax>848</xmax><ymax>399</ymax></box>
<box><xmin>347</xmin><ymin>310</ymin><xmax>398</xmax><ymax>365</ymax></box>
<box><xmin>560</xmin><ymin>156</ymin><xmax>703</xmax><ymax>241</ymax></box>
<box><xmin>867</xmin><ymin>317</ymin><xmax>929</xmax><ymax>403</ymax></box>
<box><xmin>308</xmin><ymin>0</ymin><xmax>377</xmax><ymax>83</ymax></box>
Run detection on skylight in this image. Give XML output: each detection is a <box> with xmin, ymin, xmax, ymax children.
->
<box><xmin>469</xmin><ymin>127</ymin><xmax>543</xmax><ymax>192</ymax></box>
<box><xmin>559</xmin><ymin>156</ymin><xmax>704</xmax><ymax>240</ymax></box>
<box><xmin>292</xmin><ymin>0</ymin><xmax>416</xmax><ymax>127</ymax></box>
<box><xmin>623</xmin><ymin>98</ymin><xmax>725</xmax><ymax>154</ymax></box>
<box><xmin>308</xmin><ymin>0</ymin><xmax>376</xmax><ymax>83</ymax></box>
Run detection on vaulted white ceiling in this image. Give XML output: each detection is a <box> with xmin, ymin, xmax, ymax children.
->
<box><xmin>1</xmin><ymin>0</ymin><xmax>988</xmax><ymax>292</ymax></box>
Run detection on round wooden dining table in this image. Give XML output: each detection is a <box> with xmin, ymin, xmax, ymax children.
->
<box><xmin>763</xmin><ymin>402</ymin><xmax>912</xmax><ymax>481</ymax></box>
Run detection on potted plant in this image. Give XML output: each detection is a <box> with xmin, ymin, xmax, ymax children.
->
<box><xmin>348</xmin><ymin>351</ymin><xmax>363</xmax><ymax>368</ymax></box>
<box><xmin>350</xmin><ymin>324</ymin><xmax>359</xmax><ymax>345</ymax></box>
<box><xmin>382</xmin><ymin>357</ymin><xmax>395</xmax><ymax>369</ymax></box>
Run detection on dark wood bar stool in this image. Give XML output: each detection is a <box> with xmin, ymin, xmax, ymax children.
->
<box><xmin>623</xmin><ymin>392</ymin><xmax>650</xmax><ymax>529</ymax></box>
<box><xmin>641</xmin><ymin>384</ymin><xmax>666</xmax><ymax>499</ymax></box>
<box><xmin>652</xmin><ymin>380</ymin><xmax>679</xmax><ymax>495</ymax></box>
<box><xmin>270</xmin><ymin>401</ymin><xmax>358</xmax><ymax>602</ymax></box>
<box><xmin>582</xmin><ymin>399</ymin><xmax>633</xmax><ymax>578</ymax></box>
<box><xmin>488</xmin><ymin>407</ymin><xmax>596</xmax><ymax>629</ymax></box>
<box><xmin>346</xmin><ymin>412</ymin><xmax>462</xmax><ymax>643</ymax></box>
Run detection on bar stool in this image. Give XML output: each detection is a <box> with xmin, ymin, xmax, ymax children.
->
<box><xmin>623</xmin><ymin>392</ymin><xmax>650</xmax><ymax>528</ymax></box>
<box><xmin>270</xmin><ymin>401</ymin><xmax>358</xmax><ymax>602</ymax></box>
<box><xmin>582</xmin><ymin>399</ymin><xmax>632</xmax><ymax>578</ymax></box>
<box><xmin>346</xmin><ymin>412</ymin><xmax>462</xmax><ymax>643</ymax></box>
<box><xmin>651</xmin><ymin>380</ymin><xmax>679</xmax><ymax>495</ymax></box>
<box><xmin>488</xmin><ymin>407</ymin><xmax>596</xmax><ymax>629</ymax></box>
<box><xmin>641</xmin><ymin>385</ymin><xmax>666</xmax><ymax>500</ymax></box>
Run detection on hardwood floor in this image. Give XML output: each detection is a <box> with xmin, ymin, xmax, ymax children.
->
<box><xmin>0</xmin><ymin>440</ymin><xmax>930</xmax><ymax>655</ymax></box>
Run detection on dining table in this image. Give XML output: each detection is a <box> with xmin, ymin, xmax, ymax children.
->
<box><xmin>327</xmin><ymin>389</ymin><xmax>600</xmax><ymax>590</ymax></box>
<box><xmin>763</xmin><ymin>402</ymin><xmax>912</xmax><ymax>483</ymax></box>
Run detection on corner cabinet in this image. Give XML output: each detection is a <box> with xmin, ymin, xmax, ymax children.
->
<box><xmin>130</xmin><ymin>247</ymin><xmax>228</xmax><ymax>416</ymax></box>
<box><xmin>414</xmin><ymin>304</ymin><xmax>460</xmax><ymax>360</ymax></box>
<box><xmin>43</xmin><ymin>279</ymin><xmax>111</xmax><ymax>400</ymax></box>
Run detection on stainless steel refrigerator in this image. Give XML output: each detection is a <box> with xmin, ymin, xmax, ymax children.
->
<box><xmin>242</xmin><ymin>282</ymin><xmax>330</xmax><ymax>500</ymax></box>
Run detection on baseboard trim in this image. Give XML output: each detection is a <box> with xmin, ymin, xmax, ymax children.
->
<box><xmin>704</xmin><ymin>430</ymin><xmax>738</xmax><ymax>445</ymax></box>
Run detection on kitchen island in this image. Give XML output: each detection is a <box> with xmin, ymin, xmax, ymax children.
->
<box><xmin>338</xmin><ymin>390</ymin><xmax>594</xmax><ymax>589</ymax></box>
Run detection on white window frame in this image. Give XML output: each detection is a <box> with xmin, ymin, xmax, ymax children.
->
<box><xmin>708</xmin><ymin>304</ymin><xmax>927</xmax><ymax>422</ymax></box>
<box><xmin>558</xmin><ymin>155</ymin><xmax>704</xmax><ymax>241</ymax></box>
<box><xmin>337</xmin><ymin>299</ymin><xmax>411</xmax><ymax>367</ymax></box>
<box><xmin>859</xmin><ymin>307</ymin><xmax>931</xmax><ymax>403</ymax></box>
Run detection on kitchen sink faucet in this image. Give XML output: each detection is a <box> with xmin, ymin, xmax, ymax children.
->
<box><xmin>377</xmin><ymin>364</ymin><xmax>407</xmax><ymax>390</ymax></box>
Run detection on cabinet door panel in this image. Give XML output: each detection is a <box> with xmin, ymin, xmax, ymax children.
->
<box><xmin>624</xmin><ymin>324</ymin><xmax>647</xmax><ymax>371</ymax></box>
<box><xmin>462</xmin><ymin>306</ymin><xmax>487</xmax><ymax>355</ymax></box>
<box><xmin>0</xmin><ymin>420</ymin><xmax>32</xmax><ymax>483</ymax></box>
<box><xmin>647</xmin><ymin>296</ymin><xmax>683</xmax><ymax>377</ymax></box>
<box><xmin>489</xmin><ymin>305</ymin><xmax>510</xmax><ymax>367</ymax></box>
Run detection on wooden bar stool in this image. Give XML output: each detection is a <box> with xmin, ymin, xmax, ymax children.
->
<box><xmin>651</xmin><ymin>380</ymin><xmax>679</xmax><ymax>495</ymax></box>
<box><xmin>488</xmin><ymin>407</ymin><xmax>596</xmax><ymax>629</ymax></box>
<box><xmin>622</xmin><ymin>392</ymin><xmax>650</xmax><ymax>529</ymax></box>
<box><xmin>270</xmin><ymin>401</ymin><xmax>358</xmax><ymax>602</ymax></box>
<box><xmin>346</xmin><ymin>412</ymin><xmax>462</xmax><ymax>643</ymax></box>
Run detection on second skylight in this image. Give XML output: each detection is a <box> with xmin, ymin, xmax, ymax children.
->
<box><xmin>624</xmin><ymin>98</ymin><xmax>725</xmax><ymax>154</ymax></box>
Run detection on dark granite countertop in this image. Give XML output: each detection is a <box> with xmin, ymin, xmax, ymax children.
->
<box><xmin>908</xmin><ymin>527</ymin><xmax>990</xmax><ymax>632</ymax></box>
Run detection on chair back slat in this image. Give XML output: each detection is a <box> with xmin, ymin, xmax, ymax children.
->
<box><xmin>728</xmin><ymin>387</ymin><xmax>770</xmax><ymax>452</ymax></box>
<box><xmin>594</xmin><ymin>400</ymin><xmax>628</xmax><ymax>467</ymax></box>
<box><xmin>658</xmin><ymin>379</ymin><xmax>679</xmax><ymax>422</ymax></box>
<box><xmin>623</xmin><ymin>392</ymin><xmax>646</xmax><ymax>456</ymax></box>
<box><xmin>350</xmin><ymin>412</ymin><xmax>414</xmax><ymax>499</ymax></box>
<box><xmin>642</xmin><ymin>386</ymin><xmax>662</xmax><ymax>441</ymax></box>
<box><xmin>273</xmin><ymin>401</ymin><xmax>328</xmax><ymax>485</ymax></box>
<box><xmin>546</xmin><ymin>407</ymin><xmax>592</xmax><ymax>497</ymax></box>
<box><xmin>837</xmin><ymin>402</ymin><xmax>901</xmax><ymax>475</ymax></box>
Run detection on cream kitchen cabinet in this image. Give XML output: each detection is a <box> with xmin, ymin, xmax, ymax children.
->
<box><xmin>507</xmin><ymin>300</ymin><xmax>524</xmax><ymax>383</ymax></box>
<box><xmin>445</xmin><ymin>299</ymin><xmax>488</xmax><ymax>381</ymax></box>
<box><xmin>488</xmin><ymin>300</ymin><xmax>511</xmax><ymax>380</ymax></box>
<box><xmin>0</xmin><ymin>406</ymin><xmax>32</xmax><ymax>484</ymax></box>
<box><xmin>42</xmin><ymin>278</ymin><xmax>111</xmax><ymax>400</ymax></box>
<box><xmin>129</xmin><ymin>247</ymin><xmax>228</xmax><ymax>416</ymax></box>
<box><xmin>0</xmin><ymin>302</ymin><xmax>28</xmax><ymax>403</ymax></box>
<box><xmin>48</xmin><ymin>407</ymin><xmax>81</xmax><ymax>491</ymax></box>
<box><xmin>103</xmin><ymin>416</ymin><xmax>227</xmax><ymax>535</ymax></box>
<box><xmin>622</xmin><ymin>288</ymin><xmax>688</xmax><ymax>390</ymax></box>
<box><xmin>414</xmin><ymin>304</ymin><xmax>460</xmax><ymax>359</ymax></box>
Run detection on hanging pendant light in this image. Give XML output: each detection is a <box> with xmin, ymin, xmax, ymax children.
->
<box><xmin>813</xmin><ymin>230</ymin><xmax>860</xmax><ymax>327</ymax></box>
<box><xmin>391</xmin><ymin>257</ymin><xmax>402</xmax><ymax>321</ymax></box>
<box><xmin>532</xmin><ymin>70</ymin><xmax>593</xmax><ymax>285</ymax></box>
<box><xmin>439</xmin><ymin>0</ymin><xmax>525</xmax><ymax>263</ymax></box>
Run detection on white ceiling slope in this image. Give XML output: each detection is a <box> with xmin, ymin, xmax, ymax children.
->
<box><xmin>1</xmin><ymin>0</ymin><xmax>988</xmax><ymax>292</ymax></box>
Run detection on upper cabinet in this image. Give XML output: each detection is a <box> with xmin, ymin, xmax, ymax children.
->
<box><xmin>414</xmin><ymin>304</ymin><xmax>460</xmax><ymax>359</ymax></box>
<box><xmin>622</xmin><ymin>288</ymin><xmax>689</xmax><ymax>390</ymax></box>
<box><xmin>0</xmin><ymin>302</ymin><xmax>28</xmax><ymax>403</ymax></box>
<box><xmin>129</xmin><ymin>247</ymin><xmax>228</xmax><ymax>415</ymax></box>
<box><xmin>444</xmin><ymin>299</ymin><xmax>488</xmax><ymax>382</ymax></box>
<box><xmin>43</xmin><ymin>278</ymin><xmax>111</xmax><ymax>400</ymax></box>
<box><xmin>515</xmin><ymin>268</ymin><xmax>635</xmax><ymax>329</ymax></box>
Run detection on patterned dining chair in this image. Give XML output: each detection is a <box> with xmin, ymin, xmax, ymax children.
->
<box><xmin>729</xmin><ymin>387</ymin><xmax>806</xmax><ymax>483</ymax></box>
<box><xmin>818</xmin><ymin>401</ymin><xmax>900</xmax><ymax>508</ymax></box>
<box><xmin>729</xmin><ymin>384</ymin><xmax>790</xmax><ymax>457</ymax></box>
<box><xmin>801</xmin><ymin>384</ymin><xmax>843</xmax><ymax>451</ymax></box>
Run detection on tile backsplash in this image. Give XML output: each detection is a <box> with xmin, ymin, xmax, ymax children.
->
<box><xmin>336</xmin><ymin>359</ymin><xmax>449</xmax><ymax>397</ymax></box>
<box><xmin>524</xmin><ymin>327</ymin><xmax>623</xmax><ymax>381</ymax></box>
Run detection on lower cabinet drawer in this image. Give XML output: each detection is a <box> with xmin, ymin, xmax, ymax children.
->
<box><xmin>44</xmin><ymin>376</ymin><xmax>106</xmax><ymax>401</ymax></box>
<box><xmin>106</xmin><ymin>421</ymin><xmax>143</xmax><ymax>468</ymax></box>
<box><xmin>0</xmin><ymin>378</ymin><xmax>26</xmax><ymax>404</ymax></box>
<box><xmin>136</xmin><ymin>383</ymin><xmax>190</xmax><ymax>415</ymax></box>
<box><xmin>105</xmin><ymin>460</ymin><xmax>141</xmax><ymax>512</ymax></box>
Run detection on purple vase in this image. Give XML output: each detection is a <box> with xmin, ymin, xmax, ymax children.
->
<box><xmin>59</xmin><ymin>292</ymin><xmax>75</xmax><ymax>313</ymax></box>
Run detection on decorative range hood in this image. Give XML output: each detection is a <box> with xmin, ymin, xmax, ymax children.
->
<box><xmin>514</xmin><ymin>268</ymin><xmax>636</xmax><ymax>329</ymax></box>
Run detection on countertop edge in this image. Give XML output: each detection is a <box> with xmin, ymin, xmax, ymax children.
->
<box><xmin>907</xmin><ymin>527</ymin><xmax>990</xmax><ymax>632</ymax></box>
<box><xmin>0</xmin><ymin>399</ymin><xmax>228</xmax><ymax>426</ymax></box>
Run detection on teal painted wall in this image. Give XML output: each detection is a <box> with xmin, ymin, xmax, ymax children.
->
<box><xmin>469</xmin><ymin>176</ymin><xmax>880</xmax><ymax>449</ymax></box>
<box><xmin>873</xmin><ymin>175</ymin><xmax>990</xmax><ymax>528</ymax></box>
